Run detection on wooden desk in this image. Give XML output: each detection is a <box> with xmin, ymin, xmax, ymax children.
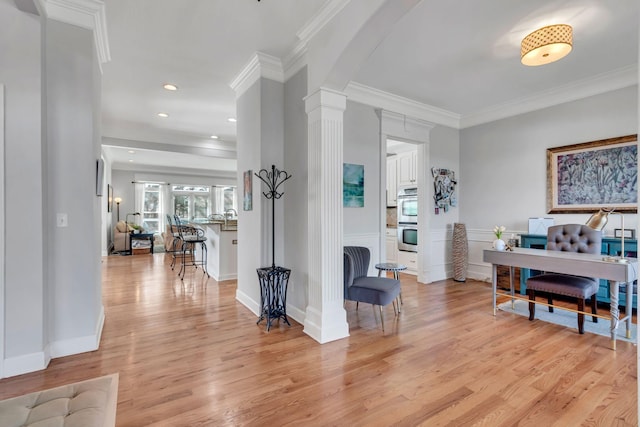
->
<box><xmin>483</xmin><ymin>247</ymin><xmax>638</xmax><ymax>350</ymax></box>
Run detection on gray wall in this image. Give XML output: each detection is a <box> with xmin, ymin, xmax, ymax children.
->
<box><xmin>429</xmin><ymin>125</ymin><xmax>460</xmax><ymax>231</ymax></box>
<box><xmin>0</xmin><ymin>2</ymin><xmax>104</xmax><ymax>376</ymax></box>
<box><xmin>0</xmin><ymin>0</ymin><xmax>45</xmax><ymax>361</ymax></box>
<box><xmin>460</xmin><ymin>86</ymin><xmax>638</xmax><ymax>233</ymax></box>
<box><xmin>45</xmin><ymin>19</ymin><xmax>102</xmax><ymax>347</ymax></box>
<box><xmin>235</xmin><ymin>77</ymin><xmax>285</xmax><ymax>314</ymax></box>
<box><xmin>283</xmin><ymin>67</ymin><xmax>309</xmax><ymax>314</ymax></box>
<box><xmin>343</xmin><ymin>101</ymin><xmax>383</xmax><ymax>234</ymax></box>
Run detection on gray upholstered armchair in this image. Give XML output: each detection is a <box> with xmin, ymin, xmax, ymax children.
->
<box><xmin>343</xmin><ymin>246</ymin><xmax>401</xmax><ymax>332</ymax></box>
<box><xmin>527</xmin><ymin>224</ymin><xmax>602</xmax><ymax>334</ymax></box>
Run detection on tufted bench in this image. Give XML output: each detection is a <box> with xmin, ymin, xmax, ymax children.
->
<box><xmin>527</xmin><ymin>224</ymin><xmax>602</xmax><ymax>334</ymax></box>
<box><xmin>0</xmin><ymin>373</ymin><xmax>118</xmax><ymax>427</ymax></box>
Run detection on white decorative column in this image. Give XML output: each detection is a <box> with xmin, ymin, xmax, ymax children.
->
<box><xmin>303</xmin><ymin>88</ymin><xmax>349</xmax><ymax>343</ymax></box>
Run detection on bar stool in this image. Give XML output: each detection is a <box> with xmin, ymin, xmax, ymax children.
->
<box><xmin>165</xmin><ymin>215</ymin><xmax>182</xmax><ymax>270</ymax></box>
<box><xmin>175</xmin><ymin>219</ymin><xmax>209</xmax><ymax>280</ymax></box>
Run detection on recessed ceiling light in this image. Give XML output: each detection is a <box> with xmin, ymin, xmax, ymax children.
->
<box><xmin>210</xmin><ymin>135</ymin><xmax>219</xmax><ymax>139</ymax></box>
<box><xmin>128</xmin><ymin>150</ymin><xmax>135</xmax><ymax>154</ymax></box>
<box><xmin>163</xmin><ymin>83</ymin><xmax>178</xmax><ymax>91</ymax></box>
<box><xmin>227</xmin><ymin>117</ymin><xmax>237</xmax><ymax>123</ymax></box>
<box><xmin>157</xmin><ymin>112</ymin><xmax>169</xmax><ymax>118</ymax></box>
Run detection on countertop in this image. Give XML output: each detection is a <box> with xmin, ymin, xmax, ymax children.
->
<box><xmin>190</xmin><ymin>219</ymin><xmax>237</xmax><ymax>231</ymax></box>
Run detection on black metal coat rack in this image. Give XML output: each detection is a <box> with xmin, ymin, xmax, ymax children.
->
<box><xmin>255</xmin><ymin>165</ymin><xmax>292</xmax><ymax>331</ymax></box>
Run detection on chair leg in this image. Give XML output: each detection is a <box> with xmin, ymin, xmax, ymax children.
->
<box><xmin>577</xmin><ymin>298</ymin><xmax>585</xmax><ymax>334</ymax></box>
<box><xmin>527</xmin><ymin>289</ymin><xmax>536</xmax><ymax>321</ymax></box>
<box><xmin>379</xmin><ymin>305</ymin><xmax>385</xmax><ymax>332</ymax></box>
<box><xmin>591</xmin><ymin>295</ymin><xmax>598</xmax><ymax>323</ymax></box>
<box><xmin>547</xmin><ymin>295</ymin><xmax>554</xmax><ymax>313</ymax></box>
<box><xmin>356</xmin><ymin>301</ymin><xmax>359</xmax><ymax>311</ymax></box>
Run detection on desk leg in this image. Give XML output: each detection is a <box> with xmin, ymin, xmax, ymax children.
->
<box><xmin>509</xmin><ymin>266</ymin><xmax>515</xmax><ymax>310</ymax></box>
<box><xmin>492</xmin><ymin>264</ymin><xmax>497</xmax><ymax>316</ymax></box>
<box><xmin>626</xmin><ymin>281</ymin><xmax>633</xmax><ymax>339</ymax></box>
<box><xmin>609</xmin><ymin>280</ymin><xmax>620</xmax><ymax>351</ymax></box>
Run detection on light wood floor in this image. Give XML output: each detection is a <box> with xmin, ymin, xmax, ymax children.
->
<box><xmin>0</xmin><ymin>253</ymin><xmax>636</xmax><ymax>426</ymax></box>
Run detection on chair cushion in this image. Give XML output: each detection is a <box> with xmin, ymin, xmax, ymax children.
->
<box><xmin>527</xmin><ymin>273</ymin><xmax>599</xmax><ymax>298</ymax></box>
<box><xmin>546</xmin><ymin>224</ymin><xmax>601</xmax><ymax>254</ymax></box>
<box><xmin>348</xmin><ymin>277</ymin><xmax>401</xmax><ymax>306</ymax></box>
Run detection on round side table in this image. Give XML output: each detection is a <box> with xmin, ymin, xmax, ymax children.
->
<box><xmin>374</xmin><ymin>263</ymin><xmax>407</xmax><ymax>305</ymax></box>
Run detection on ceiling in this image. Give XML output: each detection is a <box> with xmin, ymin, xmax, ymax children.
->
<box><xmin>101</xmin><ymin>0</ymin><xmax>638</xmax><ymax>173</ymax></box>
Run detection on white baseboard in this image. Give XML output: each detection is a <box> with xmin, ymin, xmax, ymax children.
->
<box><xmin>214</xmin><ymin>273</ymin><xmax>237</xmax><ymax>281</ymax></box>
<box><xmin>303</xmin><ymin>306</ymin><xmax>350</xmax><ymax>344</ymax></box>
<box><xmin>50</xmin><ymin>305</ymin><xmax>105</xmax><ymax>358</ymax></box>
<box><xmin>286</xmin><ymin>304</ymin><xmax>306</xmax><ymax>325</ymax></box>
<box><xmin>3</xmin><ymin>352</ymin><xmax>49</xmax><ymax>378</ymax></box>
<box><xmin>236</xmin><ymin>288</ymin><xmax>260</xmax><ymax>317</ymax></box>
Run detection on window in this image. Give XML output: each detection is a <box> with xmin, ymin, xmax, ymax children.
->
<box><xmin>142</xmin><ymin>183</ymin><xmax>161</xmax><ymax>234</ymax></box>
<box><xmin>212</xmin><ymin>186</ymin><xmax>238</xmax><ymax>215</ymax></box>
<box><xmin>172</xmin><ymin>185</ymin><xmax>211</xmax><ymax>222</ymax></box>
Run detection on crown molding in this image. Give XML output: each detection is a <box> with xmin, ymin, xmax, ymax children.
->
<box><xmin>229</xmin><ymin>52</ymin><xmax>284</xmax><ymax>97</ymax></box>
<box><xmin>283</xmin><ymin>40</ymin><xmax>308</xmax><ymax>82</ymax></box>
<box><xmin>37</xmin><ymin>0</ymin><xmax>111</xmax><ymax>67</ymax></box>
<box><xmin>346</xmin><ymin>81</ymin><xmax>461</xmax><ymax>129</ymax></box>
<box><xmin>460</xmin><ymin>64</ymin><xmax>639</xmax><ymax>129</ymax></box>
<box><xmin>296</xmin><ymin>0</ymin><xmax>350</xmax><ymax>43</ymax></box>
<box><xmin>282</xmin><ymin>0</ymin><xmax>350</xmax><ymax>82</ymax></box>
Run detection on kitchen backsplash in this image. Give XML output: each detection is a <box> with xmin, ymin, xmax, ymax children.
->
<box><xmin>386</xmin><ymin>207</ymin><xmax>397</xmax><ymax>228</ymax></box>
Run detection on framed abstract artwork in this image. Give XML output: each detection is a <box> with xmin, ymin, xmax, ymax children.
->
<box><xmin>547</xmin><ymin>134</ymin><xmax>637</xmax><ymax>213</ymax></box>
<box><xmin>243</xmin><ymin>170</ymin><xmax>253</xmax><ymax>211</ymax></box>
<box><xmin>107</xmin><ymin>184</ymin><xmax>113</xmax><ymax>212</ymax></box>
<box><xmin>343</xmin><ymin>163</ymin><xmax>364</xmax><ymax>207</ymax></box>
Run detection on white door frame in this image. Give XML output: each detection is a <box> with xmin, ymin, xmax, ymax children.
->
<box><xmin>0</xmin><ymin>84</ymin><xmax>6</xmax><ymax>378</ymax></box>
<box><xmin>379</xmin><ymin>110</ymin><xmax>434</xmax><ymax>283</ymax></box>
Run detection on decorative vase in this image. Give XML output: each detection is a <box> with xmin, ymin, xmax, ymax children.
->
<box><xmin>493</xmin><ymin>238</ymin><xmax>506</xmax><ymax>251</ymax></box>
<box><xmin>452</xmin><ymin>223</ymin><xmax>468</xmax><ymax>282</ymax></box>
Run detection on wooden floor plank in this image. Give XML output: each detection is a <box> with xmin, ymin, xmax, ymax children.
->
<box><xmin>0</xmin><ymin>253</ymin><xmax>636</xmax><ymax>426</ymax></box>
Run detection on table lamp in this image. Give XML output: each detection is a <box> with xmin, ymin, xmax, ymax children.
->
<box><xmin>585</xmin><ymin>207</ymin><xmax>627</xmax><ymax>263</ymax></box>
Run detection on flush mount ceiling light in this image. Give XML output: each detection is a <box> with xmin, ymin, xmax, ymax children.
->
<box><xmin>157</xmin><ymin>112</ymin><xmax>169</xmax><ymax>118</ymax></box>
<box><xmin>521</xmin><ymin>24</ymin><xmax>573</xmax><ymax>66</ymax></box>
<box><xmin>163</xmin><ymin>83</ymin><xmax>178</xmax><ymax>91</ymax></box>
<box><xmin>210</xmin><ymin>135</ymin><xmax>219</xmax><ymax>139</ymax></box>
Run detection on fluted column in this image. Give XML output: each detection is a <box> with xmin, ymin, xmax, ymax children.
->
<box><xmin>303</xmin><ymin>88</ymin><xmax>349</xmax><ymax>343</ymax></box>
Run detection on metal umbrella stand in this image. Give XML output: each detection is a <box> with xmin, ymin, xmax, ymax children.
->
<box><xmin>255</xmin><ymin>165</ymin><xmax>292</xmax><ymax>331</ymax></box>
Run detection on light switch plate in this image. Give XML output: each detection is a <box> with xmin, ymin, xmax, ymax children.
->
<box><xmin>57</xmin><ymin>213</ymin><xmax>68</xmax><ymax>227</ymax></box>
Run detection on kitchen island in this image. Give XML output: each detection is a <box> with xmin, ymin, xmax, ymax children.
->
<box><xmin>193</xmin><ymin>220</ymin><xmax>237</xmax><ymax>281</ymax></box>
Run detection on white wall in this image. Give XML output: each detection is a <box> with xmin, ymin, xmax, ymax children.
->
<box><xmin>460</xmin><ymin>86</ymin><xmax>638</xmax><ymax>281</ymax></box>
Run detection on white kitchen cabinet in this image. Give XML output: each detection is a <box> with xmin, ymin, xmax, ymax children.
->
<box><xmin>385</xmin><ymin>228</ymin><xmax>397</xmax><ymax>263</ymax></box>
<box><xmin>386</xmin><ymin>157</ymin><xmax>397</xmax><ymax>207</ymax></box>
<box><xmin>397</xmin><ymin>150</ymin><xmax>417</xmax><ymax>187</ymax></box>
<box><xmin>397</xmin><ymin>250</ymin><xmax>417</xmax><ymax>275</ymax></box>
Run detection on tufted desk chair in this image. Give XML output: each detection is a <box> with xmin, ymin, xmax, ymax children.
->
<box><xmin>344</xmin><ymin>246</ymin><xmax>401</xmax><ymax>332</ymax></box>
<box><xmin>527</xmin><ymin>224</ymin><xmax>602</xmax><ymax>334</ymax></box>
